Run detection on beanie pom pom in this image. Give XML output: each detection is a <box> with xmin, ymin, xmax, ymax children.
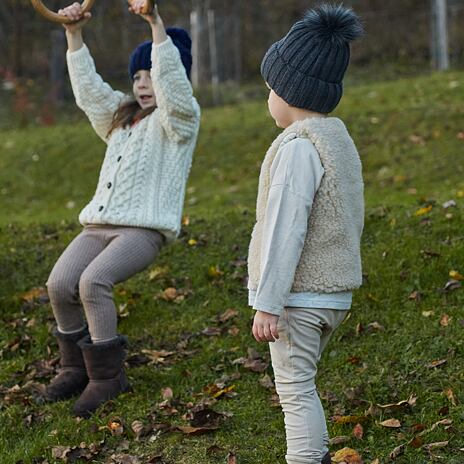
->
<box><xmin>302</xmin><ymin>4</ymin><xmax>363</xmax><ymax>45</ymax></box>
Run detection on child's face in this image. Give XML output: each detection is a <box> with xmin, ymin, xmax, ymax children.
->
<box><xmin>133</xmin><ymin>70</ymin><xmax>157</xmax><ymax>109</ymax></box>
<box><xmin>267</xmin><ymin>87</ymin><xmax>291</xmax><ymax>128</ymax></box>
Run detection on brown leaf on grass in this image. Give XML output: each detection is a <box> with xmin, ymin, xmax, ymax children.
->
<box><xmin>408</xmin><ymin>290</ymin><xmax>422</xmax><ymax>301</ymax></box>
<box><xmin>430</xmin><ymin>418</ymin><xmax>453</xmax><ymax>431</ymax></box>
<box><xmin>176</xmin><ymin>425</ymin><xmax>219</xmax><ymax>435</ymax></box>
<box><xmin>440</xmin><ymin>314</ymin><xmax>451</xmax><ymax>327</ymax></box>
<box><xmin>217</xmin><ymin>308</ymin><xmax>239</xmax><ymax>323</ymax></box>
<box><xmin>228</xmin><ymin>326</ymin><xmax>240</xmax><ymax>336</ymax></box>
<box><xmin>206</xmin><ymin>445</ymin><xmax>225</xmax><ymax>455</ymax></box>
<box><xmin>131</xmin><ymin>420</ymin><xmax>151</xmax><ymax>440</ymax></box>
<box><xmin>108</xmin><ymin>419</ymin><xmax>124</xmax><ymax>436</ymax></box>
<box><xmin>160</xmin><ymin>287</ymin><xmax>178</xmax><ymax>301</ymax></box>
<box><xmin>426</xmin><ymin>358</ymin><xmax>447</xmax><ymax>369</ymax></box>
<box><xmin>377</xmin><ymin>394</ymin><xmax>417</xmax><ymax>410</ymax></box>
<box><xmin>141</xmin><ymin>349</ymin><xmax>176</xmax><ymax>365</ymax></box>
<box><xmin>366</xmin><ymin>321</ymin><xmax>385</xmax><ymax>332</ymax></box>
<box><xmin>389</xmin><ymin>444</ymin><xmax>405</xmax><ymax>459</ymax></box>
<box><xmin>332</xmin><ymin>447</ymin><xmax>363</xmax><ymax>463</ymax></box>
<box><xmin>423</xmin><ymin>441</ymin><xmax>449</xmax><ymax>450</ymax></box>
<box><xmin>408</xmin><ymin>436</ymin><xmax>423</xmax><ymax>448</ymax></box>
<box><xmin>51</xmin><ymin>446</ymin><xmax>72</xmax><ymax>459</ymax></box>
<box><xmin>201</xmin><ymin>327</ymin><xmax>222</xmax><ymax>336</ymax></box>
<box><xmin>332</xmin><ymin>415</ymin><xmax>367</xmax><ymax>425</ymax></box>
<box><xmin>329</xmin><ymin>436</ymin><xmax>351</xmax><ymax>446</ymax></box>
<box><xmin>227</xmin><ymin>452</ymin><xmax>237</xmax><ymax>464</ymax></box>
<box><xmin>20</xmin><ymin>287</ymin><xmax>49</xmax><ymax>304</ymax></box>
<box><xmin>259</xmin><ymin>374</ymin><xmax>275</xmax><ymax>390</ymax></box>
<box><xmin>443</xmin><ymin>389</ymin><xmax>457</xmax><ymax>406</ymax></box>
<box><xmin>380</xmin><ymin>418</ymin><xmax>401</xmax><ymax>428</ymax></box>
<box><xmin>161</xmin><ymin>387</ymin><xmax>173</xmax><ymax>400</ymax></box>
<box><xmin>109</xmin><ymin>454</ymin><xmax>141</xmax><ymax>464</ymax></box>
<box><xmin>411</xmin><ymin>423</ymin><xmax>426</xmax><ymax>433</ymax></box>
<box><xmin>353</xmin><ymin>423</ymin><xmax>363</xmax><ymax>440</ymax></box>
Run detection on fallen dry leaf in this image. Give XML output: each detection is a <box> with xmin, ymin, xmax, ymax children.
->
<box><xmin>259</xmin><ymin>374</ymin><xmax>275</xmax><ymax>390</ymax></box>
<box><xmin>353</xmin><ymin>423</ymin><xmax>364</xmax><ymax>440</ymax></box>
<box><xmin>449</xmin><ymin>270</ymin><xmax>464</xmax><ymax>280</ymax></box>
<box><xmin>426</xmin><ymin>358</ymin><xmax>447</xmax><ymax>369</ymax></box>
<box><xmin>443</xmin><ymin>388</ymin><xmax>457</xmax><ymax>406</ymax></box>
<box><xmin>440</xmin><ymin>314</ymin><xmax>451</xmax><ymax>327</ymax></box>
<box><xmin>332</xmin><ymin>415</ymin><xmax>367</xmax><ymax>425</ymax></box>
<box><xmin>414</xmin><ymin>205</ymin><xmax>432</xmax><ymax>216</ymax></box>
<box><xmin>20</xmin><ymin>287</ymin><xmax>49</xmax><ymax>304</ymax></box>
<box><xmin>329</xmin><ymin>436</ymin><xmax>351</xmax><ymax>446</ymax></box>
<box><xmin>380</xmin><ymin>418</ymin><xmax>401</xmax><ymax>428</ymax></box>
<box><xmin>389</xmin><ymin>444</ymin><xmax>405</xmax><ymax>459</ymax></box>
<box><xmin>332</xmin><ymin>447</ymin><xmax>363</xmax><ymax>464</ymax></box>
<box><xmin>377</xmin><ymin>394</ymin><xmax>417</xmax><ymax>410</ymax></box>
<box><xmin>218</xmin><ymin>308</ymin><xmax>239</xmax><ymax>323</ymax></box>
<box><xmin>227</xmin><ymin>452</ymin><xmax>237</xmax><ymax>464</ymax></box>
<box><xmin>201</xmin><ymin>327</ymin><xmax>222</xmax><ymax>336</ymax></box>
<box><xmin>408</xmin><ymin>436</ymin><xmax>423</xmax><ymax>448</ymax></box>
<box><xmin>162</xmin><ymin>387</ymin><xmax>173</xmax><ymax>400</ymax></box>
<box><xmin>176</xmin><ymin>425</ymin><xmax>218</xmax><ymax>435</ymax></box>
<box><xmin>423</xmin><ymin>441</ymin><xmax>449</xmax><ymax>450</ymax></box>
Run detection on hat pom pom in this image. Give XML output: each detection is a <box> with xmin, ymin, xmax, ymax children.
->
<box><xmin>302</xmin><ymin>4</ymin><xmax>363</xmax><ymax>45</ymax></box>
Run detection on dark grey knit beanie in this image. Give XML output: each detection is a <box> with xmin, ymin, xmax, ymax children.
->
<box><xmin>261</xmin><ymin>4</ymin><xmax>363</xmax><ymax>113</ymax></box>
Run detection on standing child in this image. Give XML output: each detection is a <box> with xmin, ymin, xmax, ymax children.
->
<box><xmin>248</xmin><ymin>5</ymin><xmax>364</xmax><ymax>464</ymax></box>
<box><xmin>44</xmin><ymin>1</ymin><xmax>200</xmax><ymax>418</ymax></box>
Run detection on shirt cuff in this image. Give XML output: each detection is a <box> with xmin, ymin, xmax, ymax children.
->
<box><xmin>252</xmin><ymin>300</ymin><xmax>283</xmax><ymax>317</ymax></box>
<box><xmin>66</xmin><ymin>43</ymin><xmax>91</xmax><ymax>65</ymax></box>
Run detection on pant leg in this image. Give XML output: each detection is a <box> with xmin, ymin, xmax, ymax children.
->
<box><xmin>78</xmin><ymin>227</ymin><xmax>164</xmax><ymax>343</ymax></box>
<box><xmin>269</xmin><ymin>307</ymin><xmax>347</xmax><ymax>464</ymax></box>
<box><xmin>46</xmin><ymin>229</ymin><xmax>107</xmax><ymax>333</ymax></box>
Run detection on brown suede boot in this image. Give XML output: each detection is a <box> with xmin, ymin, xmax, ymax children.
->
<box><xmin>45</xmin><ymin>327</ymin><xmax>89</xmax><ymax>402</ymax></box>
<box><xmin>73</xmin><ymin>335</ymin><xmax>131</xmax><ymax>418</ymax></box>
<box><xmin>322</xmin><ymin>451</ymin><xmax>332</xmax><ymax>464</ymax></box>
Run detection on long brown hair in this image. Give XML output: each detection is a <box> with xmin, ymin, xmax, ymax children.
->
<box><xmin>107</xmin><ymin>99</ymin><xmax>156</xmax><ymax>138</ymax></box>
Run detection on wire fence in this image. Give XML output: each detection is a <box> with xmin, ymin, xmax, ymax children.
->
<box><xmin>1</xmin><ymin>0</ymin><xmax>463</xmax><ymax>125</ymax></box>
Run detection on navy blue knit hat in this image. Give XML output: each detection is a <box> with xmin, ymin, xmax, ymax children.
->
<box><xmin>261</xmin><ymin>4</ymin><xmax>363</xmax><ymax>113</ymax></box>
<box><xmin>129</xmin><ymin>27</ymin><xmax>192</xmax><ymax>80</ymax></box>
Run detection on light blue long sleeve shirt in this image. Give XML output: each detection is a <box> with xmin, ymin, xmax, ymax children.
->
<box><xmin>248</xmin><ymin>137</ymin><xmax>352</xmax><ymax>316</ymax></box>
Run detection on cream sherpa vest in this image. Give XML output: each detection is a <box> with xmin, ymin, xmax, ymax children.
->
<box><xmin>248</xmin><ymin>117</ymin><xmax>364</xmax><ymax>293</ymax></box>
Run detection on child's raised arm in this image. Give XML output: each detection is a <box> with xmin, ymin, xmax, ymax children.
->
<box><xmin>131</xmin><ymin>3</ymin><xmax>200</xmax><ymax>142</ymax></box>
<box><xmin>60</xmin><ymin>3</ymin><xmax>125</xmax><ymax>142</ymax></box>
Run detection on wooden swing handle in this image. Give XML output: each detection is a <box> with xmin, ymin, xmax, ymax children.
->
<box><xmin>30</xmin><ymin>0</ymin><xmax>96</xmax><ymax>24</ymax></box>
<box><xmin>128</xmin><ymin>0</ymin><xmax>155</xmax><ymax>15</ymax></box>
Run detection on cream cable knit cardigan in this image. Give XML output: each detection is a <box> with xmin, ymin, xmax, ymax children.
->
<box><xmin>66</xmin><ymin>37</ymin><xmax>201</xmax><ymax>242</ymax></box>
<box><xmin>248</xmin><ymin>117</ymin><xmax>364</xmax><ymax>293</ymax></box>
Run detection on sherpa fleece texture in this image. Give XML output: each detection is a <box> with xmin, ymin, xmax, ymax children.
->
<box><xmin>248</xmin><ymin>117</ymin><xmax>364</xmax><ymax>293</ymax></box>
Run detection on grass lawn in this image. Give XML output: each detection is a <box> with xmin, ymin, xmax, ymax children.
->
<box><xmin>0</xmin><ymin>70</ymin><xmax>463</xmax><ymax>463</ymax></box>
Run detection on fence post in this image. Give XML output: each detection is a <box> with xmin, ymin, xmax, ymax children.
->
<box><xmin>431</xmin><ymin>0</ymin><xmax>450</xmax><ymax>70</ymax></box>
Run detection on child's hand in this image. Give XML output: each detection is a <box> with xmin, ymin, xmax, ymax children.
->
<box><xmin>253</xmin><ymin>311</ymin><xmax>280</xmax><ymax>343</ymax></box>
<box><xmin>58</xmin><ymin>3</ymin><xmax>92</xmax><ymax>33</ymax></box>
<box><xmin>128</xmin><ymin>1</ymin><xmax>162</xmax><ymax>26</ymax></box>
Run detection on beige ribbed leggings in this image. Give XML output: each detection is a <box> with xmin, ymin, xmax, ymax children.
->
<box><xmin>46</xmin><ymin>225</ymin><xmax>164</xmax><ymax>343</ymax></box>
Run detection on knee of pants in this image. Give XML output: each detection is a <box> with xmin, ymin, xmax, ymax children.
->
<box><xmin>275</xmin><ymin>379</ymin><xmax>317</xmax><ymax>397</ymax></box>
<box><xmin>46</xmin><ymin>274</ymin><xmax>77</xmax><ymax>305</ymax></box>
<box><xmin>78</xmin><ymin>272</ymin><xmax>110</xmax><ymax>305</ymax></box>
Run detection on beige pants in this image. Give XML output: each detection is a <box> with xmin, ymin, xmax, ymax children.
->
<box><xmin>269</xmin><ymin>307</ymin><xmax>347</xmax><ymax>464</ymax></box>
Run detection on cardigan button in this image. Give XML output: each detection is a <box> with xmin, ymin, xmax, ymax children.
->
<box><xmin>107</xmin><ymin>182</ymin><xmax>112</xmax><ymax>189</ymax></box>
<box><xmin>117</xmin><ymin>156</ymin><xmax>122</xmax><ymax>162</ymax></box>
<box><xmin>99</xmin><ymin>206</ymin><xmax>104</xmax><ymax>212</ymax></box>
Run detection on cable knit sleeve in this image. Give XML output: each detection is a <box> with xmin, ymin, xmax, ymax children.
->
<box><xmin>151</xmin><ymin>37</ymin><xmax>200</xmax><ymax>143</ymax></box>
<box><xmin>66</xmin><ymin>44</ymin><xmax>126</xmax><ymax>142</ymax></box>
